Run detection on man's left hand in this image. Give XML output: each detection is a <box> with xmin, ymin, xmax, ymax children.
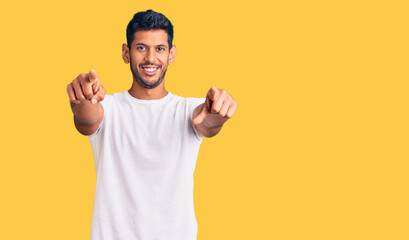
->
<box><xmin>192</xmin><ymin>87</ymin><xmax>237</xmax><ymax>127</ymax></box>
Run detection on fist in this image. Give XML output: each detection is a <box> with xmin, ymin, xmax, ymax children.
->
<box><xmin>192</xmin><ymin>87</ymin><xmax>237</xmax><ymax>126</ymax></box>
<box><xmin>67</xmin><ymin>69</ymin><xmax>105</xmax><ymax>104</ymax></box>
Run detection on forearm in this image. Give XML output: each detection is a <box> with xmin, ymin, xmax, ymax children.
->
<box><xmin>71</xmin><ymin>100</ymin><xmax>102</xmax><ymax>125</ymax></box>
<box><xmin>197</xmin><ymin>113</ymin><xmax>228</xmax><ymax>138</ymax></box>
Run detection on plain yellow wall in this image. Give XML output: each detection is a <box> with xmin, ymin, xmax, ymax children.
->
<box><xmin>0</xmin><ymin>0</ymin><xmax>408</xmax><ymax>239</ymax></box>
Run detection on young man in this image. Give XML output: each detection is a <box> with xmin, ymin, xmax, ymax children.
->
<box><xmin>67</xmin><ymin>10</ymin><xmax>237</xmax><ymax>240</ymax></box>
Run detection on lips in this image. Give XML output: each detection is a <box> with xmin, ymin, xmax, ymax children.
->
<box><xmin>141</xmin><ymin>65</ymin><xmax>160</xmax><ymax>76</ymax></box>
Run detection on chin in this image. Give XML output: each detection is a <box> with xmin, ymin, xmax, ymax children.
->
<box><xmin>137</xmin><ymin>78</ymin><xmax>162</xmax><ymax>89</ymax></box>
<box><xmin>131</xmin><ymin>67</ymin><xmax>167</xmax><ymax>89</ymax></box>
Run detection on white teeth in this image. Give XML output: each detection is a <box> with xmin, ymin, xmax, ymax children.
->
<box><xmin>144</xmin><ymin>68</ymin><xmax>157</xmax><ymax>72</ymax></box>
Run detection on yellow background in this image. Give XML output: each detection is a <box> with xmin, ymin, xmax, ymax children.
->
<box><xmin>0</xmin><ymin>0</ymin><xmax>408</xmax><ymax>239</ymax></box>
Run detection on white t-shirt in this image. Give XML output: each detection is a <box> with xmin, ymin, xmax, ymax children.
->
<box><xmin>88</xmin><ymin>91</ymin><xmax>206</xmax><ymax>240</ymax></box>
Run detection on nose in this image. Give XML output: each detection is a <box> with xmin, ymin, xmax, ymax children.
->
<box><xmin>144</xmin><ymin>49</ymin><xmax>156</xmax><ymax>63</ymax></box>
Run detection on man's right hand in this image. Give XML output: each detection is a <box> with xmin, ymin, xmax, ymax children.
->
<box><xmin>67</xmin><ymin>69</ymin><xmax>105</xmax><ymax>105</ymax></box>
<box><xmin>67</xmin><ymin>69</ymin><xmax>105</xmax><ymax>135</ymax></box>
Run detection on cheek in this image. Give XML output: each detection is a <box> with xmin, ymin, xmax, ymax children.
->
<box><xmin>130</xmin><ymin>53</ymin><xmax>142</xmax><ymax>63</ymax></box>
<box><xmin>131</xmin><ymin>58</ymin><xmax>141</xmax><ymax>69</ymax></box>
<box><xmin>130</xmin><ymin>60</ymin><xmax>136</xmax><ymax>69</ymax></box>
<box><xmin>160</xmin><ymin>56</ymin><xmax>170</xmax><ymax>66</ymax></box>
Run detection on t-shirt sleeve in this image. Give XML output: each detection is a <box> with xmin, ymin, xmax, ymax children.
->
<box><xmin>188</xmin><ymin>97</ymin><xmax>206</xmax><ymax>142</ymax></box>
<box><xmin>88</xmin><ymin>94</ymin><xmax>112</xmax><ymax>141</ymax></box>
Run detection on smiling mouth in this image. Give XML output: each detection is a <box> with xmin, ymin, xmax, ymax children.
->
<box><xmin>141</xmin><ymin>66</ymin><xmax>160</xmax><ymax>76</ymax></box>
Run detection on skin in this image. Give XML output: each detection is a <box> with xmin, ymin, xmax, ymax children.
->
<box><xmin>67</xmin><ymin>29</ymin><xmax>237</xmax><ymax>137</ymax></box>
<box><xmin>192</xmin><ymin>87</ymin><xmax>238</xmax><ymax>137</ymax></box>
<box><xmin>122</xmin><ymin>30</ymin><xmax>175</xmax><ymax>100</ymax></box>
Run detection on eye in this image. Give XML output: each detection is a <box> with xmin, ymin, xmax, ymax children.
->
<box><xmin>157</xmin><ymin>47</ymin><xmax>165</xmax><ymax>51</ymax></box>
<box><xmin>136</xmin><ymin>46</ymin><xmax>145</xmax><ymax>50</ymax></box>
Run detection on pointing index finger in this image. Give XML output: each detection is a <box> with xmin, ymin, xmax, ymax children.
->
<box><xmin>207</xmin><ymin>86</ymin><xmax>218</xmax><ymax>101</ymax></box>
<box><xmin>89</xmin><ymin>69</ymin><xmax>98</xmax><ymax>83</ymax></box>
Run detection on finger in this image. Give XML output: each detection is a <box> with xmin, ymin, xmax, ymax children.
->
<box><xmin>192</xmin><ymin>102</ymin><xmax>209</xmax><ymax>125</ymax></box>
<box><xmin>226</xmin><ymin>100</ymin><xmax>237</xmax><ymax>118</ymax></box>
<box><xmin>92</xmin><ymin>80</ymin><xmax>100</xmax><ymax>94</ymax></box>
<box><xmin>89</xmin><ymin>69</ymin><xmax>99</xmax><ymax>84</ymax></box>
<box><xmin>78</xmin><ymin>73</ymin><xmax>93</xmax><ymax>100</ymax></box>
<box><xmin>218</xmin><ymin>96</ymin><xmax>232</xmax><ymax>117</ymax></box>
<box><xmin>72</xmin><ymin>78</ymin><xmax>86</xmax><ymax>101</ymax></box>
<box><xmin>89</xmin><ymin>69</ymin><xmax>101</xmax><ymax>94</ymax></box>
<box><xmin>90</xmin><ymin>86</ymin><xmax>106</xmax><ymax>104</ymax></box>
<box><xmin>207</xmin><ymin>86</ymin><xmax>218</xmax><ymax>101</ymax></box>
<box><xmin>211</xmin><ymin>90</ymin><xmax>227</xmax><ymax>113</ymax></box>
<box><xmin>67</xmin><ymin>83</ymin><xmax>80</xmax><ymax>104</ymax></box>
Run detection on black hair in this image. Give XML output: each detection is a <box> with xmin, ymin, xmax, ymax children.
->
<box><xmin>126</xmin><ymin>9</ymin><xmax>174</xmax><ymax>50</ymax></box>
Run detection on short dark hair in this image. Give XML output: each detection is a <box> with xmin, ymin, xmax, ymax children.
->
<box><xmin>126</xmin><ymin>9</ymin><xmax>174</xmax><ymax>50</ymax></box>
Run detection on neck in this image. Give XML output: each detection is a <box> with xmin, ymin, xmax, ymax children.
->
<box><xmin>128</xmin><ymin>80</ymin><xmax>168</xmax><ymax>100</ymax></box>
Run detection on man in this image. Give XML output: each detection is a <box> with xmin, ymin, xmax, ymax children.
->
<box><xmin>67</xmin><ymin>10</ymin><xmax>237</xmax><ymax>240</ymax></box>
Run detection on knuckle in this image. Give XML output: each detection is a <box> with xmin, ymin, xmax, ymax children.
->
<box><xmin>81</xmin><ymin>83</ymin><xmax>91</xmax><ymax>92</ymax></box>
<box><xmin>78</xmin><ymin>73</ymin><xmax>88</xmax><ymax>82</ymax></box>
<box><xmin>96</xmin><ymin>89</ymin><xmax>103</xmax><ymax>97</ymax></box>
<box><xmin>85</xmin><ymin>92</ymin><xmax>92</xmax><ymax>98</ymax></box>
<box><xmin>74</xmin><ymin>78</ymin><xmax>81</xmax><ymax>87</ymax></box>
<box><xmin>78</xmin><ymin>95</ymin><xmax>85</xmax><ymax>100</ymax></box>
<box><xmin>84</xmin><ymin>85</ymin><xmax>91</xmax><ymax>92</ymax></box>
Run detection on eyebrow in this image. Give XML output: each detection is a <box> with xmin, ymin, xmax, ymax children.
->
<box><xmin>134</xmin><ymin>43</ymin><xmax>168</xmax><ymax>48</ymax></box>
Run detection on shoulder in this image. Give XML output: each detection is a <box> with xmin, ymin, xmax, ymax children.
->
<box><xmin>171</xmin><ymin>92</ymin><xmax>205</xmax><ymax>105</ymax></box>
<box><xmin>185</xmin><ymin>96</ymin><xmax>206</xmax><ymax>112</ymax></box>
<box><xmin>99</xmin><ymin>91</ymin><xmax>129</xmax><ymax>107</ymax></box>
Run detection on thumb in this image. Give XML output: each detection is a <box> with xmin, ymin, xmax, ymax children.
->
<box><xmin>192</xmin><ymin>100</ymin><xmax>210</xmax><ymax>125</ymax></box>
<box><xmin>91</xmin><ymin>86</ymin><xmax>106</xmax><ymax>104</ymax></box>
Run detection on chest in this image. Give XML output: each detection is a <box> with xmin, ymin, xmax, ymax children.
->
<box><xmin>105</xmin><ymin>102</ymin><xmax>188</xmax><ymax>159</ymax></box>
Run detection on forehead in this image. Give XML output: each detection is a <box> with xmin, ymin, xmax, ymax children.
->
<box><xmin>132</xmin><ymin>29</ymin><xmax>169</xmax><ymax>47</ymax></box>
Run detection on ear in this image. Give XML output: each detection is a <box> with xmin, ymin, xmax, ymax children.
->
<box><xmin>168</xmin><ymin>45</ymin><xmax>177</xmax><ymax>65</ymax></box>
<box><xmin>122</xmin><ymin>43</ymin><xmax>130</xmax><ymax>64</ymax></box>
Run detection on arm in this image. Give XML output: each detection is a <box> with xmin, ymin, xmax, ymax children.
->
<box><xmin>67</xmin><ymin>69</ymin><xmax>106</xmax><ymax>136</ymax></box>
<box><xmin>71</xmin><ymin>101</ymin><xmax>104</xmax><ymax>136</ymax></box>
<box><xmin>192</xmin><ymin>87</ymin><xmax>238</xmax><ymax>138</ymax></box>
